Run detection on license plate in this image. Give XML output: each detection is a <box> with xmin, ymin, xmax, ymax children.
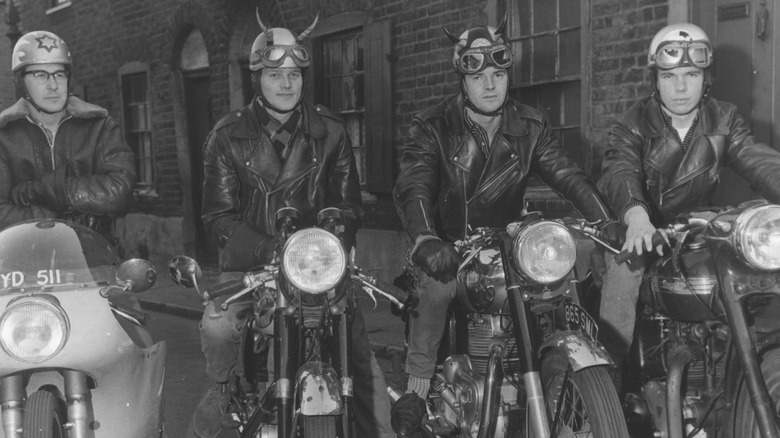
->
<box><xmin>564</xmin><ymin>303</ymin><xmax>599</xmax><ymax>342</ymax></box>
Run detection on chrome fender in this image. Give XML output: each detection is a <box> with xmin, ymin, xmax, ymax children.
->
<box><xmin>296</xmin><ymin>361</ymin><xmax>343</xmax><ymax>416</ymax></box>
<box><xmin>540</xmin><ymin>331</ymin><xmax>613</xmax><ymax>371</ymax></box>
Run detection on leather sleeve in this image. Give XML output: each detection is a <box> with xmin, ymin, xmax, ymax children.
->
<box><xmin>722</xmin><ymin>107</ymin><xmax>780</xmax><ymax>204</ymax></box>
<box><xmin>393</xmin><ymin>119</ymin><xmax>442</xmax><ymax>240</ymax></box>
<box><xmin>597</xmin><ymin>120</ymin><xmax>651</xmax><ymax>223</ymax></box>
<box><xmin>65</xmin><ymin>117</ymin><xmax>137</xmax><ymax>216</ymax></box>
<box><xmin>532</xmin><ymin>119</ymin><xmax>614</xmax><ymax>223</ymax></box>
<box><xmin>324</xmin><ymin>124</ymin><xmax>364</xmax><ymax>239</ymax></box>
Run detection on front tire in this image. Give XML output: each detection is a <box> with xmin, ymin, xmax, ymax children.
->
<box><xmin>731</xmin><ymin>347</ymin><xmax>780</xmax><ymax>436</ymax></box>
<box><xmin>23</xmin><ymin>389</ymin><xmax>66</xmax><ymax>438</ymax></box>
<box><xmin>541</xmin><ymin>348</ymin><xmax>629</xmax><ymax>437</ymax></box>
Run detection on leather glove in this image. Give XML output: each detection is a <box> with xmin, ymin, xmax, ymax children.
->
<box><xmin>412</xmin><ymin>237</ymin><xmax>459</xmax><ymax>283</ymax></box>
<box><xmin>253</xmin><ymin>238</ymin><xmax>279</xmax><ymax>265</ymax></box>
<box><xmin>11</xmin><ymin>168</ymin><xmax>70</xmax><ymax>211</ymax></box>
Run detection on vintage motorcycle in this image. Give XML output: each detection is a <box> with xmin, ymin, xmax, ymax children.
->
<box><xmin>610</xmin><ymin>200</ymin><xmax>780</xmax><ymax>438</ymax></box>
<box><xmin>168</xmin><ymin>207</ymin><xmax>410</xmax><ymax>438</ymax></box>
<box><xmin>404</xmin><ymin>212</ymin><xmax>629</xmax><ymax>437</ymax></box>
<box><xmin>0</xmin><ymin>219</ymin><xmax>164</xmax><ymax>438</ymax></box>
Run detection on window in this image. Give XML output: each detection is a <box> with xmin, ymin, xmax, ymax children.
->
<box><xmin>120</xmin><ymin>71</ymin><xmax>155</xmax><ymax>194</ymax></box>
<box><xmin>321</xmin><ymin>30</ymin><xmax>367</xmax><ymax>185</ymax></box>
<box><xmin>506</xmin><ymin>0</ymin><xmax>585</xmax><ymax>165</ymax></box>
<box><xmin>312</xmin><ymin>18</ymin><xmax>393</xmax><ymax>193</ymax></box>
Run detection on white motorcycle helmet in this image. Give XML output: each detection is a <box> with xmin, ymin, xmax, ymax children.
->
<box><xmin>12</xmin><ymin>30</ymin><xmax>72</xmax><ymax>114</ymax></box>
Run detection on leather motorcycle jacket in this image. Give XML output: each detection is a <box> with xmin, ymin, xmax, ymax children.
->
<box><xmin>393</xmin><ymin>95</ymin><xmax>612</xmax><ymax>242</ymax></box>
<box><xmin>201</xmin><ymin>99</ymin><xmax>363</xmax><ymax>271</ymax></box>
<box><xmin>0</xmin><ymin>97</ymin><xmax>136</xmax><ymax>236</ymax></box>
<box><xmin>598</xmin><ymin>96</ymin><xmax>780</xmax><ymax>225</ymax></box>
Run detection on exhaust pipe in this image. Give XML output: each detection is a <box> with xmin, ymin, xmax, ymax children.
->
<box><xmin>477</xmin><ymin>343</ymin><xmax>505</xmax><ymax>438</ymax></box>
<box><xmin>665</xmin><ymin>344</ymin><xmax>693</xmax><ymax>438</ymax></box>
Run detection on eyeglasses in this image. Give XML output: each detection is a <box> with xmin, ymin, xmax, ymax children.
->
<box><xmin>457</xmin><ymin>45</ymin><xmax>513</xmax><ymax>74</ymax></box>
<box><xmin>654</xmin><ymin>41</ymin><xmax>712</xmax><ymax>69</ymax></box>
<box><xmin>253</xmin><ymin>44</ymin><xmax>311</xmax><ymax>69</ymax></box>
<box><xmin>23</xmin><ymin>70</ymin><xmax>70</xmax><ymax>85</ymax></box>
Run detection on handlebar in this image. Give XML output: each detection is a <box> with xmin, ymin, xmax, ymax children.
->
<box><xmin>352</xmin><ymin>271</ymin><xmax>417</xmax><ymax>312</ymax></box>
<box><xmin>613</xmin><ymin>230</ymin><xmax>666</xmax><ymax>265</ymax></box>
<box><xmin>203</xmin><ymin>279</ymin><xmax>246</xmax><ymax>301</ymax></box>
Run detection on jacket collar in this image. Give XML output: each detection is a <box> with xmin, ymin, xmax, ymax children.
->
<box><xmin>444</xmin><ymin>95</ymin><xmax>531</xmax><ymax>138</ymax></box>
<box><xmin>0</xmin><ymin>96</ymin><xmax>108</xmax><ymax>129</ymax></box>
<box><xmin>231</xmin><ymin>98</ymin><xmax>327</xmax><ymax>140</ymax></box>
<box><xmin>635</xmin><ymin>96</ymin><xmax>730</xmax><ymax>138</ymax></box>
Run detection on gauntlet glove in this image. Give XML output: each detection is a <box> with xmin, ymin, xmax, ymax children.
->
<box><xmin>412</xmin><ymin>237</ymin><xmax>459</xmax><ymax>283</ymax></box>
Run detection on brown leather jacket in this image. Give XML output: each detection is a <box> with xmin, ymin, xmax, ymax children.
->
<box><xmin>0</xmin><ymin>97</ymin><xmax>136</xmax><ymax>236</ymax></box>
<box><xmin>201</xmin><ymin>99</ymin><xmax>362</xmax><ymax>271</ymax></box>
<box><xmin>598</xmin><ymin>96</ymin><xmax>780</xmax><ymax>225</ymax></box>
<box><xmin>393</xmin><ymin>95</ymin><xmax>612</xmax><ymax>242</ymax></box>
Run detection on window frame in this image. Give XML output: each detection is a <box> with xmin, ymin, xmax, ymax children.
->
<box><xmin>118</xmin><ymin>62</ymin><xmax>157</xmax><ymax>197</ymax></box>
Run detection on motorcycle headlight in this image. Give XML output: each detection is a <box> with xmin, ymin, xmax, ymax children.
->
<box><xmin>0</xmin><ymin>297</ymin><xmax>69</xmax><ymax>363</ymax></box>
<box><xmin>512</xmin><ymin>221</ymin><xmax>576</xmax><ymax>284</ymax></box>
<box><xmin>282</xmin><ymin>228</ymin><xmax>347</xmax><ymax>294</ymax></box>
<box><xmin>735</xmin><ymin>204</ymin><xmax>780</xmax><ymax>271</ymax></box>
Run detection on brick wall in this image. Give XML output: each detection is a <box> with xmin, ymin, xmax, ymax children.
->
<box><xmin>9</xmin><ymin>0</ymin><xmax>670</xmax><ymax>262</ymax></box>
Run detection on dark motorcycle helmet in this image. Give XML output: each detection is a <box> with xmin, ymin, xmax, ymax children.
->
<box><xmin>249</xmin><ymin>11</ymin><xmax>318</xmax><ymax>114</ymax></box>
<box><xmin>443</xmin><ymin>16</ymin><xmax>512</xmax><ymax>117</ymax></box>
<box><xmin>12</xmin><ymin>30</ymin><xmax>72</xmax><ymax>114</ymax></box>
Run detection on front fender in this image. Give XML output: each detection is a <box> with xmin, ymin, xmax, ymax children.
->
<box><xmin>540</xmin><ymin>331</ymin><xmax>613</xmax><ymax>372</ymax></box>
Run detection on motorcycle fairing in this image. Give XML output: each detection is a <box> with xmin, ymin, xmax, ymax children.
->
<box><xmin>0</xmin><ymin>289</ymin><xmax>167</xmax><ymax>438</ymax></box>
<box><xmin>540</xmin><ymin>332</ymin><xmax>612</xmax><ymax>371</ymax></box>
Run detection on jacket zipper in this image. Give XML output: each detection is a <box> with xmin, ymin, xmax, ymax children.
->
<box><xmin>29</xmin><ymin>115</ymin><xmax>70</xmax><ymax>171</ymax></box>
<box><xmin>468</xmin><ymin>160</ymin><xmax>517</xmax><ymax>203</ymax></box>
<box><xmin>658</xmin><ymin>166</ymin><xmax>708</xmax><ymax>207</ymax></box>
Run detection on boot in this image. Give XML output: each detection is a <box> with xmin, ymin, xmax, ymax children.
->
<box><xmin>189</xmin><ymin>382</ymin><xmax>232</xmax><ymax>438</ymax></box>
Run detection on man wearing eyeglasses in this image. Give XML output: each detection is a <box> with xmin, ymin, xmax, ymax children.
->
<box><xmin>0</xmin><ymin>30</ymin><xmax>135</xmax><ymax>241</ymax></box>
<box><xmin>391</xmin><ymin>21</ymin><xmax>617</xmax><ymax>436</ymax></box>
<box><xmin>193</xmin><ymin>17</ymin><xmax>394</xmax><ymax>438</ymax></box>
<box><xmin>597</xmin><ymin>23</ymin><xmax>780</xmax><ymax>393</ymax></box>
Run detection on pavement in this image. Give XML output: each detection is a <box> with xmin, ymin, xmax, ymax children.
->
<box><xmin>138</xmin><ymin>265</ymin><xmax>408</xmax><ymax>375</ymax></box>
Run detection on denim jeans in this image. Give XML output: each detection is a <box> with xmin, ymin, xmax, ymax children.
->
<box><xmin>199</xmin><ymin>274</ymin><xmax>394</xmax><ymax>438</ymax></box>
<box><xmin>405</xmin><ymin>269</ymin><xmax>458</xmax><ymax>379</ymax></box>
<box><xmin>598</xmin><ymin>253</ymin><xmax>645</xmax><ymax>368</ymax></box>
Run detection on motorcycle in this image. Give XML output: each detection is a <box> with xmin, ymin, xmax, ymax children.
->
<box><xmin>611</xmin><ymin>200</ymin><xmax>780</xmax><ymax>438</ymax></box>
<box><xmin>168</xmin><ymin>207</ymin><xmax>411</xmax><ymax>438</ymax></box>
<box><xmin>0</xmin><ymin>218</ymin><xmax>164</xmax><ymax>438</ymax></box>
<box><xmin>405</xmin><ymin>212</ymin><xmax>629</xmax><ymax>437</ymax></box>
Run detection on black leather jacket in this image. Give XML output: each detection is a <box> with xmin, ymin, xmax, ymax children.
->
<box><xmin>598</xmin><ymin>96</ymin><xmax>780</xmax><ymax>225</ymax></box>
<box><xmin>0</xmin><ymin>97</ymin><xmax>136</xmax><ymax>237</ymax></box>
<box><xmin>394</xmin><ymin>95</ymin><xmax>612</xmax><ymax>242</ymax></box>
<box><xmin>202</xmin><ymin>99</ymin><xmax>363</xmax><ymax>271</ymax></box>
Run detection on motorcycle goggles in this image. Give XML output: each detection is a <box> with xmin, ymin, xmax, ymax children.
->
<box><xmin>256</xmin><ymin>44</ymin><xmax>311</xmax><ymax>68</ymax></box>
<box><xmin>653</xmin><ymin>41</ymin><xmax>712</xmax><ymax>70</ymax></box>
<box><xmin>456</xmin><ymin>45</ymin><xmax>513</xmax><ymax>74</ymax></box>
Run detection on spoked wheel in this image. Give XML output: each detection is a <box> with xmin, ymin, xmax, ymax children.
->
<box><xmin>731</xmin><ymin>347</ymin><xmax>780</xmax><ymax>437</ymax></box>
<box><xmin>540</xmin><ymin>348</ymin><xmax>629</xmax><ymax>437</ymax></box>
<box><xmin>23</xmin><ymin>389</ymin><xmax>66</xmax><ymax>438</ymax></box>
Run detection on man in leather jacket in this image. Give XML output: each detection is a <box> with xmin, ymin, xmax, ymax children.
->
<box><xmin>597</xmin><ymin>23</ymin><xmax>780</xmax><ymax>391</ymax></box>
<box><xmin>0</xmin><ymin>31</ymin><xmax>136</xmax><ymax>241</ymax></box>
<box><xmin>191</xmin><ymin>20</ymin><xmax>393</xmax><ymax>438</ymax></box>
<box><xmin>390</xmin><ymin>21</ymin><xmax>615</xmax><ymax>436</ymax></box>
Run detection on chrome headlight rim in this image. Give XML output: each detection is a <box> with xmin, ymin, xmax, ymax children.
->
<box><xmin>734</xmin><ymin>204</ymin><xmax>780</xmax><ymax>271</ymax></box>
<box><xmin>0</xmin><ymin>296</ymin><xmax>70</xmax><ymax>363</ymax></box>
<box><xmin>281</xmin><ymin>228</ymin><xmax>347</xmax><ymax>294</ymax></box>
<box><xmin>512</xmin><ymin>220</ymin><xmax>577</xmax><ymax>284</ymax></box>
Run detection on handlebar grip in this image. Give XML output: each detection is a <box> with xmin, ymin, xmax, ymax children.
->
<box><xmin>204</xmin><ymin>279</ymin><xmax>246</xmax><ymax>301</ymax></box>
<box><xmin>613</xmin><ymin>230</ymin><xmax>666</xmax><ymax>265</ymax></box>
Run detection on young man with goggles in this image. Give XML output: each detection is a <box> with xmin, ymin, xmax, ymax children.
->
<box><xmin>191</xmin><ymin>14</ymin><xmax>394</xmax><ymax>438</ymax></box>
<box><xmin>390</xmin><ymin>20</ymin><xmax>618</xmax><ymax>436</ymax></box>
<box><xmin>597</xmin><ymin>22</ymin><xmax>780</xmax><ymax>395</ymax></box>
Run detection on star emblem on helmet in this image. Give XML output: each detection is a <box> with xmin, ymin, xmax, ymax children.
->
<box><xmin>35</xmin><ymin>35</ymin><xmax>59</xmax><ymax>53</ymax></box>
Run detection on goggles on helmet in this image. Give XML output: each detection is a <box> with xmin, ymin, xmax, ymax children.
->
<box><xmin>653</xmin><ymin>41</ymin><xmax>712</xmax><ymax>70</ymax></box>
<box><xmin>256</xmin><ymin>44</ymin><xmax>311</xmax><ymax>69</ymax></box>
<box><xmin>456</xmin><ymin>45</ymin><xmax>512</xmax><ymax>74</ymax></box>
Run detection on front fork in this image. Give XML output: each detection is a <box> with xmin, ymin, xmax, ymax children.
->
<box><xmin>0</xmin><ymin>371</ymin><xmax>93</xmax><ymax>438</ymax></box>
<box><xmin>719</xmin><ymin>266</ymin><xmax>780</xmax><ymax>438</ymax></box>
<box><xmin>500</xmin><ymin>235</ymin><xmax>551</xmax><ymax>438</ymax></box>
